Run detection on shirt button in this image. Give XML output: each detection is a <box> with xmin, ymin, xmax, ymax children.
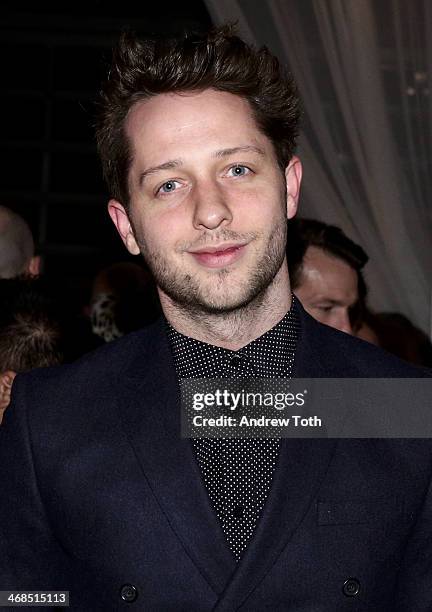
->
<box><xmin>342</xmin><ymin>578</ymin><xmax>360</xmax><ymax>597</ymax></box>
<box><xmin>120</xmin><ymin>584</ymin><xmax>138</xmax><ymax>603</ymax></box>
<box><xmin>233</xmin><ymin>505</ymin><xmax>244</xmax><ymax>518</ymax></box>
<box><xmin>230</xmin><ymin>355</ymin><xmax>243</xmax><ymax>367</ymax></box>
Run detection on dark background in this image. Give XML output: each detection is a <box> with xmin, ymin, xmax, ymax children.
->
<box><xmin>0</xmin><ymin>1</ymin><xmax>212</xmax><ymax>305</ymax></box>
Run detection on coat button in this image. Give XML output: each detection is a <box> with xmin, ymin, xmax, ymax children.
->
<box><xmin>342</xmin><ymin>578</ymin><xmax>360</xmax><ymax>597</ymax></box>
<box><xmin>120</xmin><ymin>584</ymin><xmax>138</xmax><ymax>603</ymax></box>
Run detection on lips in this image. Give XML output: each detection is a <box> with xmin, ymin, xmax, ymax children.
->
<box><xmin>188</xmin><ymin>243</ymin><xmax>247</xmax><ymax>268</ymax></box>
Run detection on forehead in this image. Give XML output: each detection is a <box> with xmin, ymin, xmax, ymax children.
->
<box><xmin>300</xmin><ymin>246</ymin><xmax>359</xmax><ymax>297</ymax></box>
<box><xmin>124</xmin><ymin>89</ymin><xmax>272</xmax><ymax>162</ymax></box>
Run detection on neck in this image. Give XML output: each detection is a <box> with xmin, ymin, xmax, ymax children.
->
<box><xmin>160</xmin><ymin>262</ymin><xmax>292</xmax><ymax>350</ymax></box>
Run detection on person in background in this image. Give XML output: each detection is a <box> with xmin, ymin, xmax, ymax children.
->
<box><xmin>0</xmin><ymin>207</ymin><xmax>100</xmax><ymax>363</ymax></box>
<box><xmin>89</xmin><ymin>261</ymin><xmax>161</xmax><ymax>342</ymax></box>
<box><xmin>354</xmin><ymin>310</ymin><xmax>380</xmax><ymax>346</ymax></box>
<box><xmin>287</xmin><ymin>218</ymin><xmax>368</xmax><ymax>334</ymax></box>
<box><xmin>0</xmin><ymin>206</ymin><xmax>40</xmax><ymax>278</ymax></box>
<box><xmin>0</xmin><ymin>277</ymin><xmax>63</xmax><ymax>423</ymax></box>
<box><xmin>357</xmin><ymin>309</ymin><xmax>432</xmax><ymax>368</ymax></box>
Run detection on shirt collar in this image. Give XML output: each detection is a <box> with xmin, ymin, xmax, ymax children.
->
<box><xmin>166</xmin><ymin>295</ymin><xmax>299</xmax><ymax>379</ymax></box>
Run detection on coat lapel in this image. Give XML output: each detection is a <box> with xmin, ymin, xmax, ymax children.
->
<box><xmin>114</xmin><ymin>320</ymin><xmax>236</xmax><ymax>595</ymax></box>
<box><xmin>213</xmin><ymin>439</ymin><xmax>337</xmax><ymax>610</ymax></box>
<box><xmin>213</xmin><ymin>302</ymin><xmax>339</xmax><ymax>610</ymax></box>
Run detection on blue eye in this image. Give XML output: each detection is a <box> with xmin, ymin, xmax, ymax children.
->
<box><xmin>159</xmin><ymin>180</ymin><xmax>179</xmax><ymax>193</ymax></box>
<box><xmin>229</xmin><ymin>165</ymin><xmax>249</xmax><ymax>177</ymax></box>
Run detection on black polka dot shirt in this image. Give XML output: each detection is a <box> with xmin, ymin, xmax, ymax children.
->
<box><xmin>166</xmin><ymin>297</ymin><xmax>299</xmax><ymax>561</ymax></box>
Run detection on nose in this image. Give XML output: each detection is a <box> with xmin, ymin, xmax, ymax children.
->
<box><xmin>192</xmin><ymin>181</ymin><xmax>233</xmax><ymax>231</ymax></box>
<box><xmin>334</xmin><ymin>309</ymin><xmax>353</xmax><ymax>335</ymax></box>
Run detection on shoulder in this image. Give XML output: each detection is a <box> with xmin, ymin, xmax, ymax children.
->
<box><xmin>24</xmin><ymin>318</ymin><xmax>165</xmax><ymax>383</ymax></box>
<box><xmin>295</xmin><ymin>300</ymin><xmax>430</xmax><ymax>378</ymax></box>
<box><xmin>7</xmin><ymin>319</ymin><xmax>169</xmax><ymax>422</ymax></box>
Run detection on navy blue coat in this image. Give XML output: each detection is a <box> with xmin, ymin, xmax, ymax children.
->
<box><xmin>0</xmin><ymin>303</ymin><xmax>431</xmax><ymax>611</ymax></box>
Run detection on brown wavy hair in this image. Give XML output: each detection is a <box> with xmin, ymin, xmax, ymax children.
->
<box><xmin>96</xmin><ymin>24</ymin><xmax>301</xmax><ymax>208</ymax></box>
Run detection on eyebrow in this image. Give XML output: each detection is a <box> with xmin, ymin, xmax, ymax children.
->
<box><xmin>139</xmin><ymin>160</ymin><xmax>182</xmax><ymax>186</ymax></box>
<box><xmin>313</xmin><ymin>299</ymin><xmax>357</xmax><ymax>307</ymax></box>
<box><xmin>138</xmin><ymin>145</ymin><xmax>265</xmax><ymax>186</ymax></box>
<box><xmin>213</xmin><ymin>145</ymin><xmax>266</xmax><ymax>158</ymax></box>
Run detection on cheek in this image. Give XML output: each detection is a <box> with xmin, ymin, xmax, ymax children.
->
<box><xmin>235</xmin><ymin>190</ymin><xmax>286</xmax><ymax>226</ymax></box>
<box><xmin>313</xmin><ymin>310</ymin><xmax>331</xmax><ymax>326</ymax></box>
<box><xmin>137</xmin><ymin>210</ymin><xmax>187</xmax><ymax>252</ymax></box>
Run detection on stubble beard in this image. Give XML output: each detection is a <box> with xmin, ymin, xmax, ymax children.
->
<box><xmin>134</xmin><ymin>215</ymin><xmax>288</xmax><ymax>319</ymax></box>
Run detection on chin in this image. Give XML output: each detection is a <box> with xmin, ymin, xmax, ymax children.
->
<box><xmin>195</xmin><ymin>297</ymin><xmax>250</xmax><ymax>314</ymax></box>
<box><xmin>156</xmin><ymin>257</ymin><xmax>281</xmax><ymax>315</ymax></box>
<box><xmin>177</xmin><ymin>283</ymin><xmax>268</xmax><ymax>315</ymax></box>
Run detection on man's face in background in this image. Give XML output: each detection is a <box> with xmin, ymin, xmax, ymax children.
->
<box><xmin>293</xmin><ymin>245</ymin><xmax>359</xmax><ymax>334</ymax></box>
<box><xmin>108</xmin><ymin>89</ymin><xmax>301</xmax><ymax>315</ymax></box>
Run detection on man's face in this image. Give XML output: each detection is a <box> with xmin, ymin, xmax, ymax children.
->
<box><xmin>109</xmin><ymin>89</ymin><xmax>301</xmax><ymax>314</ymax></box>
<box><xmin>294</xmin><ymin>246</ymin><xmax>359</xmax><ymax>334</ymax></box>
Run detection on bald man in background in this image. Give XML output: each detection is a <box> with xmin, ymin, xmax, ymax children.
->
<box><xmin>0</xmin><ymin>206</ymin><xmax>40</xmax><ymax>278</ymax></box>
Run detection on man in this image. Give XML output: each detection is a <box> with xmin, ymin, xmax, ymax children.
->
<box><xmin>0</xmin><ymin>205</ymin><xmax>40</xmax><ymax>278</ymax></box>
<box><xmin>287</xmin><ymin>218</ymin><xmax>368</xmax><ymax>334</ymax></box>
<box><xmin>0</xmin><ymin>26</ymin><xmax>431</xmax><ymax>611</ymax></box>
<box><xmin>0</xmin><ymin>277</ymin><xmax>63</xmax><ymax>423</ymax></box>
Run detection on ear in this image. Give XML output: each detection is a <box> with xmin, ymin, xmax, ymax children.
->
<box><xmin>27</xmin><ymin>255</ymin><xmax>41</xmax><ymax>276</ymax></box>
<box><xmin>108</xmin><ymin>200</ymin><xmax>140</xmax><ymax>255</ymax></box>
<box><xmin>285</xmin><ymin>156</ymin><xmax>302</xmax><ymax>220</ymax></box>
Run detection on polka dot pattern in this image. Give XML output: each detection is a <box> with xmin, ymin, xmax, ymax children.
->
<box><xmin>166</xmin><ymin>297</ymin><xmax>299</xmax><ymax>560</ymax></box>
